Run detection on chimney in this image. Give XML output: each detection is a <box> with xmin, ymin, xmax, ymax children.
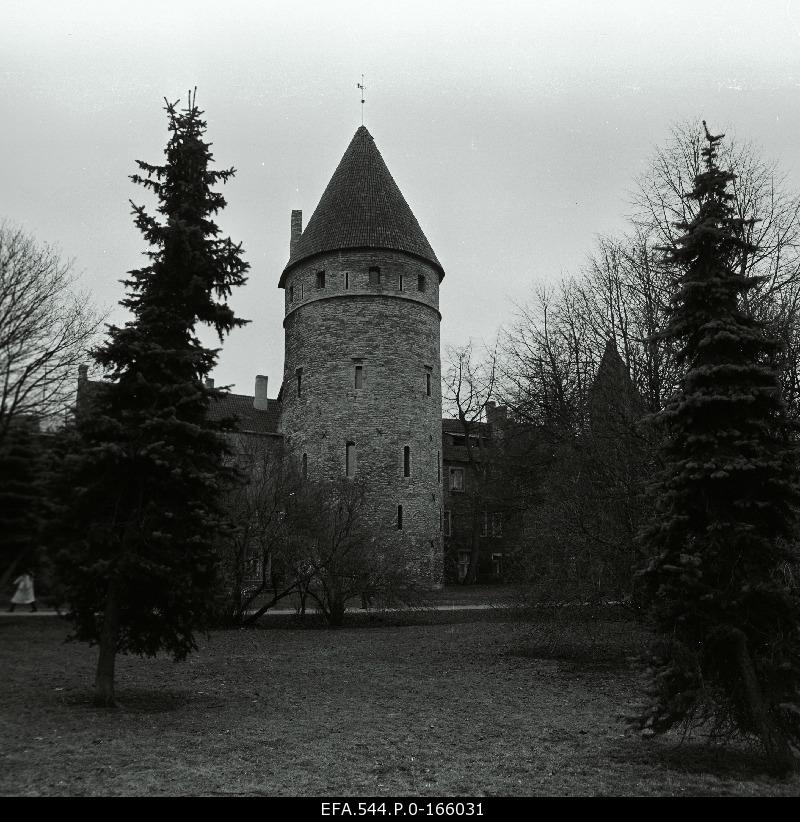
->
<box><xmin>78</xmin><ymin>364</ymin><xmax>88</xmax><ymax>383</ymax></box>
<box><xmin>254</xmin><ymin>375</ymin><xmax>269</xmax><ymax>410</ymax></box>
<box><xmin>204</xmin><ymin>378</ymin><xmax>215</xmax><ymax>390</ymax></box>
<box><xmin>290</xmin><ymin>210</ymin><xmax>302</xmax><ymax>256</ymax></box>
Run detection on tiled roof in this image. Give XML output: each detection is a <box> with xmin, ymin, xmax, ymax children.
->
<box><xmin>280</xmin><ymin>126</ymin><xmax>443</xmax><ymax>285</ymax></box>
<box><xmin>79</xmin><ymin>380</ymin><xmax>281</xmax><ymax>437</ymax></box>
<box><xmin>208</xmin><ymin>393</ymin><xmax>281</xmax><ymax>436</ymax></box>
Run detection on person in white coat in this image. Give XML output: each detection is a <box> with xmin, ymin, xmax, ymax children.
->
<box><xmin>9</xmin><ymin>571</ymin><xmax>37</xmax><ymax>612</ymax></box>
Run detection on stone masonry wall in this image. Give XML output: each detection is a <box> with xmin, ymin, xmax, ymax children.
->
<box><xmin>279</xmin><ymin>249</ymin><xmax>443</xmax><ymax>584</ymax></box>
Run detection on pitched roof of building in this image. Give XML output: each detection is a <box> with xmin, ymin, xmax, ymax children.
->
<box><xmin>78</xmin><ymin>380</ymin><xmax>282</xmax><ymax>437</ymax></box>
<box><xmin>207</xmin><ymin>393</ymin><xmax>282</xmax><ymax>436</ymax></box>
<box><xmin>280</xmin><ymin>126</ymin><xmax>443</xmax><ymax>285</ymax></box>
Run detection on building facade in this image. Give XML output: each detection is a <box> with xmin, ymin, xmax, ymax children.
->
<box><xmin>441</xmin><ymin>404</ymin><xmax>511</xmax><ymax>583</ymax></box>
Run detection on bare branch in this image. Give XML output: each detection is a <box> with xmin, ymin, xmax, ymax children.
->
<box><xmin>0</xmin><ymin>222</ymin><xmax>106</xmax><ymax>442</ymax></box>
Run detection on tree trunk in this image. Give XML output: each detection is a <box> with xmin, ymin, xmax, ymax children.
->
<box><xmin>94</xmin><ymin>579</ymin><xmax>121</xmax><ymax>708</ymax></box>
<box><xmin>328</xmin><ymin>597</ymin><xmax>345</xmax><ymax>628</ymax></box>
<box><xmin>464</xmin><ymin>523</ymin><xmax>481</xmax><ymax>584</ymax></box>
<box><xmin>731</xmin><ymin>627</ymin><xmax>796</xmax><ymax>776</ymax></box>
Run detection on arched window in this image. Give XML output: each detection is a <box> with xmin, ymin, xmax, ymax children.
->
<box><xmin>346</xmin><ymin>441</ymin><xmax>356</xmax><ymax>477</ymax></box>
<box><xmin>403</xmin><ymin>445</ymin><xmax>411</xmax><ymax>477</ymax></box>
<box><xmin>397</xmin><ymin>505</ymin><xmax>403</xmax><ymax>530</ymax></box>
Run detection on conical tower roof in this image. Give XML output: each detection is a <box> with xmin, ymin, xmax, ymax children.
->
<box><xmin>280</xmin><ymin>126</ymin><xmax>443</xmax><ymax>285</ymax></box>
<box><xmin>595</xmin><ymin>339</ymin><xmax>628</xmax><ymax>386</ymax></box>
<box><xmin>589</xmin><ymin>338</ymin><xmax>645</xmax><ymax>429</ymax></box>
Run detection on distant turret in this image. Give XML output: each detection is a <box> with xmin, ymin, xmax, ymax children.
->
<box><xmin>589</xmin><ymin>339</ymin><xmax>645</xmax><ymax>438</ymax></box>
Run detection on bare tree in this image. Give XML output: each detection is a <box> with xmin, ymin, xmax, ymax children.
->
<box><xmin>0</xmin><ymin>223</ymin><xmax>103</xmax><ymax>443</ymax></box>
<box><xmin>280</xmin><ymin>477</ymin><xmax>417</xmax><ymax>626</ymax></box>
<box><xmin>505</xmin><ymin>123</ymin><xmax>800</xmax><ymax>427</ymax></box>
<box><xmin>499</xmin><ymin>320</ymin><xmax>651</xmax><ymax>605</ymax></box>
<box><xmin>570</xmin><ymin>230</ymin><xmax>681</xmax><ymax>413</ymax></box>
<box><xmin>500</xmin><ymin>281</ymin><xmax>595</xmax><ymax>436</ymax></box>
<box><xmin>227</xmin><ymin>467</ymin><xmax>415</xmax><ymax>627</ymax></box>
<box><xmin>217</xmin><ymin>436</ymin><xmax>305</xmax><ymax>624</ymax></box>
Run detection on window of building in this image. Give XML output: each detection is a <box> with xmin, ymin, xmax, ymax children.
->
<box><xmin>403</xmin><ymin>445</ymin><xmax>411</xmax><ymax>477</ymax></box>
<box><xmin>437</xmin><ymin>450</ymin><xmax>441</xmax><ymax>483</ymax></box>
<box><xmin>426</xmin><ymin>372</ymin><xmax>431</xmax><ymax>397</ymax></box>
<box><xmin>397</xmin><ymin>504</ymin><xmax>403</xmax><ymax>530</ymax></box>
<box><xmin>345</xmin><ymin>271</ymin><xmax>349</xmax><ymax>289</ymax></box>
<box><xmin>418</xmin><ymin>274</ymin><xmax>426</xmax><ymax>292</ymax></box>
<box><xmin>449</xmin><ymin>467</ymin><xmax>465</xmax><ymax>492</ymax></box>
<box><xmin>443</xmin><ymin>509</ymin><xmax>452</xmax><ymax>536</ymax></box>
<box><xmin>492</xmin><ymin>553</ymin><xmax>503</xmax><ymax>577</ymax></box>
<box><xmin>399</xmin><ymin>274</ymin><xmax>404</xmax><ymax>291</ymax></box>
<box><xmin>346</xmin><ymin>441</ymin><xmax>356</xmax><ymax>477</ymax></box>
<box><xmin>296</xmin><ymin>369</ymin><xmax>303</xmax><ymax>398</ymax></box>
<box><xmin>369</xmin><ymin>266</ymin><xmax>381</xmax><ymax>286</ymax></box>
<box><xmin>481</xmin><ymin>510</ymin><xmax>488</xmax><ymax>537</ymax></box>
<box><xmin>492</xmin><ymin>512</ymin><xmax>503</xmax><ymax>537</ymax></box>
<box><xmin>289</xmin><ymin>285</ymin><xmax>294</xmax><ymax>303</ymax></box>
<box><xmin>354</xmin><ymin>364</ymin><xmax>364</xmax><ymax>389</ymax></box>
<box><xmin>246</xmin><ymin>552</ymin><xmax>263</xmax><ymax>579</ymax></box>
<box><xmin>302</xmin><ymin>452</ymin><xmax>308</xmax><ymax>479</ymax></box>
<box><xmin>316</xmin><ymin>270</ymin><xmax>325</xmax><ymax>289</ymax></box>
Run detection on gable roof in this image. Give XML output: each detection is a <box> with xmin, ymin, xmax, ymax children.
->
<box><xmin>207</xmin><ymin>393</ymin><xmax>282</xmax><ymax>436</ymax></box>
<box><xmin>280</xmin><ymin>126</ymin><xmax>443</xmax><ymax>286</ymax></box>
<box><xmin>78</xmin><ymin>380</ymin><xmax>281</xmax><ymax>438</ymax></box>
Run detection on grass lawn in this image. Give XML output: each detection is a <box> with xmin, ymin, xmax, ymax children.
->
<box><xmin>1</xmin><ymin>611</ymin><xmax>798</xmax><ymax>796</ymax></box>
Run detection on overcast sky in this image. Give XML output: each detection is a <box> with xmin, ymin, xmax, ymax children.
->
<box><xmin>3</xmin><ymin>0</ymin><xmax>800</xmax><ymax>396</ymax></box>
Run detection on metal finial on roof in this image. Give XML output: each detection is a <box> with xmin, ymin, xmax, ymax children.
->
<box><xmin>357</xmin><ymin>74</ymin><xmax>366</xmax><ymax>125</ymax></box>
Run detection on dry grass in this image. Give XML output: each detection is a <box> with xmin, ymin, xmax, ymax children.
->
<box><xmin>1</xmin><ymin>614</ymin><xmax>798</xmax><ymax>796</ymax></box>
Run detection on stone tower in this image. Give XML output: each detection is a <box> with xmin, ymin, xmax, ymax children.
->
<box><xmin>278</xmin><ymin>125</ymin><xmax>444</xmax><ymax>583</ymax></box>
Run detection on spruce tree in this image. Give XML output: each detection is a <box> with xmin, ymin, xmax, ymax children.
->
<box><xmin>54</xmin><ymin>92</ymin><xmax>248</xmax><ymax>706</ymax></box>
<box><xmin>639</xmin><ymin>123</ymin><xmax>800</xmax><ymax>773</ymax></box>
